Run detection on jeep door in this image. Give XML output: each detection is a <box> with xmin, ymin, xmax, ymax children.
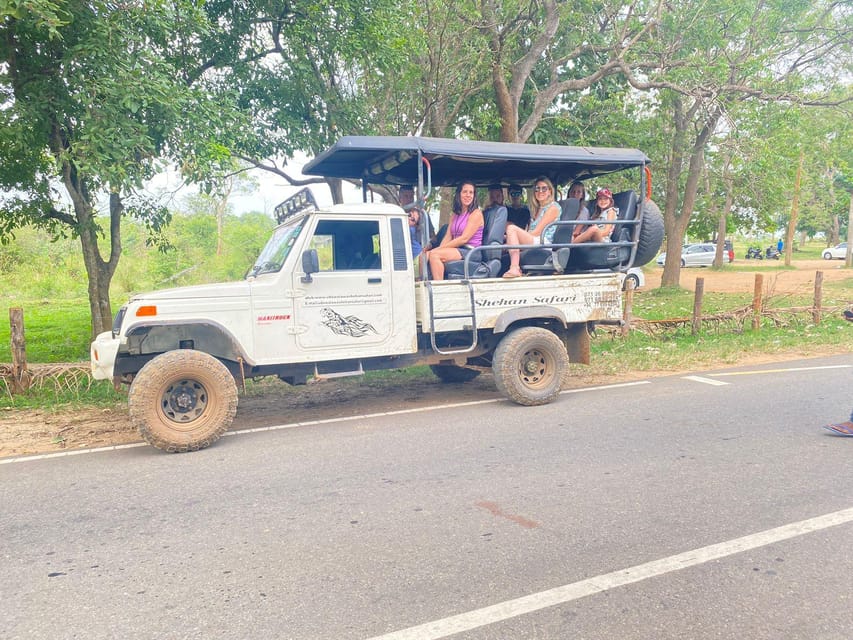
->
<box><xmin>292</xmin><ymin>218</ymin><xmax>396</xmax><ymax>354</ymax></box>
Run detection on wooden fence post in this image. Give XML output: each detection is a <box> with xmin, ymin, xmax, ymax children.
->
<box><xmin>622</xmin><ymin>278</ymin><xmax>634</xmax><ymax>337</ymax></box>
<box><xmin>752</xmin><ymin>274</ymin><xmax>764</xmax><ymax>330</ymax></box>
<box><xmin>9</xmin><ymin>307</ymin><xmax>30</xmax><ymax>393</ymax></box>
<box><xmin>813</xmin><ymin>271</ymin><xmax>823</xmax><ymax>325</ymax></box>
<box><xmin>692</xmin><ymin>277</ymin><xmax>704</xmax><ymax>335</ymax></box>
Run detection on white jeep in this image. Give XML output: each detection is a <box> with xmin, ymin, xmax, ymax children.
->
<box><xmin>91</xmin><ymin>136</ymin><xmax>663</xmax><ymax>452</ymax></box>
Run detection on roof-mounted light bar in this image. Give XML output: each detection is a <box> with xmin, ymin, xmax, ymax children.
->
<box><xmin>274</xmin><ymin>187</ymin><xmax>318</xmax><ymax>224</ymax></box>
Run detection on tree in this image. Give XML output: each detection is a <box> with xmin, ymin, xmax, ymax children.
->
<box><xmin>620</xmin><ymin>0</ymin><xmax>853</xmax><ymax>286</ymax></box>
<box><xmin>0</xmin><ymin>1</ymin><xmax>232</xmax><ymax>335</ymax></box>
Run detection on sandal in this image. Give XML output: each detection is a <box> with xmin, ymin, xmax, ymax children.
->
<box><xmin>502</xmin><ymin>269</ymin><xmax>522</xmax><ymax>279</ymax></box>
<box><xmin>823</xmin><ymin>421</ymin><xmax>853</xmax><ymax>436</ymax></box>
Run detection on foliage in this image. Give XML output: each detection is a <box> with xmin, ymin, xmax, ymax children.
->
<box><xmin>0</xmin><ymin>211</ymin><xmax>275</xmax><ymax>363</ymax></box>
<box><xmin>0</xmin><ymin>0</ymin><xmax>240</xmax><ymax>334</ymax></box>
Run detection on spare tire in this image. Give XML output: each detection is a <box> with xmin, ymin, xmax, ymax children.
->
<box><xmin>633</xmin><ymin>199</ymin><xmax>665</xmax><ymax>267</ymax></box>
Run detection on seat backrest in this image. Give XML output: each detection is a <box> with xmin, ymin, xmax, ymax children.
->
<box><xmin>610</xmin><ymin>190</ymin><xmax>637</xmax><ymax>241</ymax></box>
<box><xmin>557</xmin><ymin>199</ymin><xmax>583</xmax><ymax>221</ymax></box>
<box><xmin>480</xmin><ymin>205</ymin><xmax>507</xmax><ymax>261</ymax></box>
<box><xmin>551</xmin><ymin>198</ymin><xmax>581</xmax><ymax>244</ymax></box>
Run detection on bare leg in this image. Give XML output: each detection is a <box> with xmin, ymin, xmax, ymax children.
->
<box><xmin>428</xmin><ymin>247</ymin><xmax>461</xmax><ymax>280</ymax></box>
<box><xmin>504</xmin><ymin>226</ymin><xmax>534</xmax><ymax>275</ymax></box>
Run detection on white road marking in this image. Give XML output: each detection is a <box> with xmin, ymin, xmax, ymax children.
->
<box><xmin>0</xmin><ymin>442</ymin><xmax>147</xmax><ymax>465</ymax></box>
<box><xmin>0</xmin><ymin>381</ymin><xmax>651</xmax><ymax>465</ymax></box>
<box><xmin>560</xmin><ymin>380</ymin><xmax>650</xmax><ymax>394</ymax></box>
<box><xmin>682</xmin><ymin>375</ymin><xmax>729</xmax><ymax>386</ymax></box>
<box><xmin>710</xmin><ymin>364</ymin><xmax>853</xmax><ymax>377</ymax></box>
<box><xmin>365</xmin><ymin>507</ymin><xmax>853</xmax><ymax>640</ymax></box>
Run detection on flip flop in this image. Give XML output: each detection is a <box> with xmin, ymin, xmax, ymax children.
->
<box><xmin>823</xmin><ymin>422</ymin><xmax>853</xmax><ymax>436</ymax></box>
<box><xmin>502</xmin><ymin>270</ymin><xmax>522</xmax><ymax>279</ymax></box>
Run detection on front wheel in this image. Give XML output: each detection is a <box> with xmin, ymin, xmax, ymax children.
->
<box><xmin>128</xmin><ymin>350</ymin><xmax>238</xmax><ymax>452</ymax></box>
<box><xmin>492</xmin><ymin>327</ymin><xmax>568</xmax><ymax>406</ymax></box>
<box><xmin>823</xmin><ymin>252</ymin><xmax>832</xmax><ymax>260</ymax></box>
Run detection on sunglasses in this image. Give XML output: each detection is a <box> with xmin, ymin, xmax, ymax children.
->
<box><xmin>509</xmin><ymin>191</ymin><xmax>522</xmax><ymax>196</ymax></box>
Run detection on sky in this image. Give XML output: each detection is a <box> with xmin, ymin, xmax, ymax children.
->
<box><xmin>146</xmin><ymin>152</ymin><xmax>361</xmax><ymax>218</ymax></box>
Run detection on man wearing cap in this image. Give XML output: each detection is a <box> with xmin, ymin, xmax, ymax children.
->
<box><xmin>506</xmin><ymin>184</ymin><xmax>531</xmax><ymax>230</ymax></box>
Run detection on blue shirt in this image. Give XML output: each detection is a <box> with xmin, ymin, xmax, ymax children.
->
<box><xmin>409</xmin><ymin>225</ymin><xmax>422</xmax><ymax>258</ymax></box>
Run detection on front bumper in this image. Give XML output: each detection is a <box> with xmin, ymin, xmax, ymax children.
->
<box><xmin>90</xmin><ymin>331</ymin><xmax>121</xmax><ymax>380</ymax></box>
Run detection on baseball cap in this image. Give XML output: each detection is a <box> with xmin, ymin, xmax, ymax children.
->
<box><xmin>596</xmin><ymin>188</ymin><xmax>613</xmax><ymax>199</ymax></box>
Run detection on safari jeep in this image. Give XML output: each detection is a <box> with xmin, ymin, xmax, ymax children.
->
<box><xmin>91</xmin><ymin>136</ymin><xmax>664</xmax><ymax>452</ymax></box>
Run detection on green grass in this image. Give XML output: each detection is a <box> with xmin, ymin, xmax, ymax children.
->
<box><xmin>2</xmin><ymin>259</ymin><xmax>851</xmax><ymax>410</ymax></box>
<box><xmin>0</xmin><ymin>299</ymin><xmax>94</xmax><ymax>362</ymax></box>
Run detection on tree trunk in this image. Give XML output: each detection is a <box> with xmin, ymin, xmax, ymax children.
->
<box><xmin>660</xmin><ymin>98</ymin><xmax>721</xmax><ymax>287</ymax></box>
<box><xmin>57</xmin><ymin>147</ymin><xmax>122</xmax><ymax>337</ymax></box>
<box><xmin>76</xmin><ymin>193</ymin><xmax>122</xmax><ymax>337</ymax></box>
<box><xmin>785</xmin><ymin>151</ymin><xmax>803</xmax><ymax>267</ymax></box>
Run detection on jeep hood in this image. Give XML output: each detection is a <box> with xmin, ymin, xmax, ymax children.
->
<box><xmin>131</xmin><ymin>281</ymin><xmax>251</xmax><ymax>301</ymax></box>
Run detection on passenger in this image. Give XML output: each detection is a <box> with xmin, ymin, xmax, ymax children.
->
<box><xmin>567</xmin><ymin>181</ymin><xmax>587</xmax><ymax>205</ymax></box>
<box><xmin>399</xmin><ymin>185</ymin><xmax>423</xmax><ymax>259</ymax></box>
<box><xmin>572</xmin><ymin>187</ymin><xmax>618</xmax><ymax>244</ymax></box>
<box><xmin>423</xmin><ymin>182</ymin><xmax>484</xmax><ymax>280</ymax></box>
<box><xmin>502</xmin><ymin>176</ymin><xmax>561</xmax><ymax>279</ymax></box>
<box><xmin>484</xmin><ymin>183</ymin><xmax>505</xmax><ymax>215</ymax></box>
<box><xmin>506</xmin><ymin>183</ymin><xmax>531</xmax><ymax>230</ymax></box>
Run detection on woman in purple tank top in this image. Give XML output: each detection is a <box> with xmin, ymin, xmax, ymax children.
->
<box><xmin>423</xmin><ymin>182</ymin><xmax>484</xmax><ymax>280</ymax></box>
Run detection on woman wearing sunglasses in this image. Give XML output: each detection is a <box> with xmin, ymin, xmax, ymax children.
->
<box><xmin>502</xmin><ymin>176</ymin><xmax>561</xmax><ymax>279</ymax></box>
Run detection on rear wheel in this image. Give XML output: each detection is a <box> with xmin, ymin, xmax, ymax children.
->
<box><xmin>129</xmin><ymin>350</ymin><xmax>238</xmax><ymax>452</ymax></box>
<box><xmin>429</xmin><ymin>364</ymin><xmax>481</xmax><ymax>384</ymax></box>
<box><xmin>493</xmin><ymin>327</ymin><xmax>568</xmax><ymax>406</ymax></box>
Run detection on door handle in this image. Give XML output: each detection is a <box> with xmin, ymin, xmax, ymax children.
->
<box><xmin>368</xmin><ymin>277</ymin><xmax>382</xmax><ymax>284</ymax></box>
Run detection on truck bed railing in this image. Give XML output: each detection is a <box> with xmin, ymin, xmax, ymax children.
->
<box><xmin>424</xmin><ymin>279</ymin><xmax>479</xmax><ymax>355</ymax></box>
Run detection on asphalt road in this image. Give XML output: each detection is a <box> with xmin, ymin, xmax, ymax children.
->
<box><xmin>2</xmin><ymin>354</ymin><xmax>853</xmax><ymax>640</ymax></box>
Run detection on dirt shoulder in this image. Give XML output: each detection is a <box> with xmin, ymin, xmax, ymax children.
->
<box><xmin>2</xmin><ymin>347</ymin><xmax>848</xmax><ymax>460</ymax></box>
<box><xmin>2</xmin><ymin>261</ymin><xmax>850</xmax><ymax>459</ymax></box>
<box><xmin>644</xmin><ymin>259</ymin><xmax>852</xmax><ymax>294</ymax></box>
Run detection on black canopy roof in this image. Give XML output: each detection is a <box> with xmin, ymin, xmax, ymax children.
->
<box><xmin>303</xmin><ymin>136</ymin><xmax>650</xmax><ymax>187</ymax></box>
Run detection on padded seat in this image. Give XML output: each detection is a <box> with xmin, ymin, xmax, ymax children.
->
<box><xmin>444</xmin><ymin>205</ymin><xmax>508</xmax><ymax>279</ymax></box>
<box><xmin>564</xmin><ymin>190</ymin><xmax>638</xmax><ymax>271</ymax></box>
<box><xmin>518</xmin><ymin>198</ymin><xmax>582</xmax><ymax>274</ymax></box>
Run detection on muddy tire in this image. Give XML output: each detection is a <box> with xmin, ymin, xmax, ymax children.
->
<box><xmin>429</xmin><ymin>364</ymin><xmax>481</xmax><ymax>384</ymax></box>
<box><xmin>492</xmin><ymin>327</ymin><xmax>568</xmax><ymax>406</ymax></box>
<box><xmin>634</xmin><ymin>200</ymin><xmax>665</xmax><ymax>267</ymax></box>
<box><xmin>128</xmin><ymin>350</ymin><xmax>238</xmax><ymax>453</ymax></box>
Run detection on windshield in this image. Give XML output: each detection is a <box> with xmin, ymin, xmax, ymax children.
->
<box><xmin>247</xmin><ymin>215</ymin><xmax>307</xmax><ymax>278</ymax></box>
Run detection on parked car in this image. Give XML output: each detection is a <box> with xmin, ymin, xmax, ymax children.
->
<box><xmin>822</xmin><ymin>242</ymin><xmax>848</xmax><ymax>260</ymax></box>
<box><xmin>656</xmin><ymin>243</ymin><xmax>733</xmax><ymax>267</ymax></box>
<box><xmin>623</xmin><ymin>267</ymin><xmax>645</xmax><ymax>290</ymax></box>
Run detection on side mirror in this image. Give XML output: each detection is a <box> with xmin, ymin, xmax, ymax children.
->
<box><xmin>301</xmin><ymin>249</ymin><xmax>319</xmax><ymax>283</ymax></box>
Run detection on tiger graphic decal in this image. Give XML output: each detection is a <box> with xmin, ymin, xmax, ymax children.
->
<box><xmin>320</xmin><ymin>307</ymin><xmax>378</xmax><ymax>338</ymax></box>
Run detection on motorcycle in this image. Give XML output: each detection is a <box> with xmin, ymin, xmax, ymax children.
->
<box><xmin>765</xmin><ymin>246</ymin><xmax>781</xmax><ymax>260</ymax></box>
<box><xmin>745</xmin><ymin>246</ymin><xmax>763</xmax><ymax>259</ymax></box>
